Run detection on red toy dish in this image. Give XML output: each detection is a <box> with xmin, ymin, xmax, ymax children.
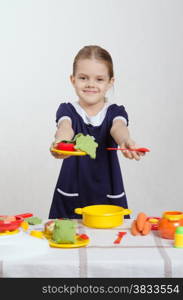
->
<box><xmin>0</xmin><ymin>216</ymin><xmax>23</xmax><ymax>232</ymax></box>
<box><xmin>0</xmin><ymin>213</ymin><xmax>33</xmax><ymax>232</ymax></box>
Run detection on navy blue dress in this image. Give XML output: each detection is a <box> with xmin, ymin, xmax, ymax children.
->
<box><xmin>49</xmin><ymin>102</ymin><xmax>130</xmax><ymax>219</ymax></box>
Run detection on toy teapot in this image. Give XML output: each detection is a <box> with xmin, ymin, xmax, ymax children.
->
<box><xmin>158</xmin><ymin>211</ymin><xmax>183</xmax><ymax>239</ymax></box>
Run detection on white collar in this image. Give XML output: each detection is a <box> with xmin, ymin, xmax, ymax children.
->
<box><xmin>71</xmin><ymin>101</ymin><xmax>111</xmax><ymax>126</ymax></box>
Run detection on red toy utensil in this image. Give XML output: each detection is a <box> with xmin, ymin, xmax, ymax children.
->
<box><xmin>114</xmin><ymin>231</ymin><xmax>127</xmax><ymax>244</ymax></box>
<box><xmin>15</xmin><ymin>213</ymin><xmax>33</xmax><ymax>219</ymax></box>
<box><xmin>107</xmin><ymin>147</ymin><xmax>150</xmax><ymax>153</ymax></box>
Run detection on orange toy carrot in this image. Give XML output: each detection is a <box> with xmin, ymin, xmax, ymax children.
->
<box><xmin>131</xmin><ymin>220</ymin><xmax>140</xmax><ymax>236</ymax></box>
<box><xmin>131</xmin><ymin>213</ymin><xmax>152</xmax><ymax>236</ymax></box>
<box><xmin>142</xmin><ymin>220</ymin><xmax>152</xmax><ymax>235</ymax></box>
<box><xmin>136</xmin><ymin>212</ymin><xmax>148</xmax><ymax>232</ymax></box>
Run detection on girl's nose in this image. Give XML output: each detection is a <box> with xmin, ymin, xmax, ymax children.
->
<box><xmin>86</xmin><ymin>80</ymin><xmax>95</xmax><ymax>87</ymax></box>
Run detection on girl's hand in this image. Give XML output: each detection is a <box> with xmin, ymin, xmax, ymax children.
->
<box><xmin>50</xmin><ymin>142</ymin><xmax>71</xmax><ymax>159</ymax></box>
<box><xmin>120</xmin><ymin>139</ymin><xmax>145</xmax><ymax>161</ymax></box>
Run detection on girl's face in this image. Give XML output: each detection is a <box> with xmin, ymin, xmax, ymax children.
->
<box><xmin>70</xmin><ymin>59</ymin><xmax>114</xmax><ymax>105</ymax></box>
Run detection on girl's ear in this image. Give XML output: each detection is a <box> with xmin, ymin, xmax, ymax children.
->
<box><xmin>111</xmin><ymin>77</ymin><xmax>115</xmax><ymax>84</ymax></box>
<box><xmin>70</xmin><ymin>75</ymin><xmax>75</xmax><ymax>85</ymax></box>
<box><xmin>109</xmin><ymin>77</ymin><xmax>115</xmax><ymax>89</ymax></box>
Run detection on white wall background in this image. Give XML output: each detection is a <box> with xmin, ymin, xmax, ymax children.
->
<box><xmin>0</xmin><ymin>0</ymin><xmax>183</xmax><ymax>219</ymax></box>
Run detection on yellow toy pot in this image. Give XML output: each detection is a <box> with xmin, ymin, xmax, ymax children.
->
<box><xmin>74</xmin><ymin>205</ymin><xmax>132</xmax><ymax>228</ymax></box>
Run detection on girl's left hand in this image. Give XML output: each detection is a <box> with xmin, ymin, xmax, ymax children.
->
<box><xmin>120</xmin><ymin>139</ymin><xmax>145</xmax><ymax>161</ymax></box>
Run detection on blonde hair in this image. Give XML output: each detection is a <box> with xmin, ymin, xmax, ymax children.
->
<box><xmin>73</xmin><ymin>45</ymin><xmax>114</xmax><ymax>79</ymax></box>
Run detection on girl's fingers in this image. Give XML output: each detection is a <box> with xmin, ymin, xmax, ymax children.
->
<box><xmin>139</xmin><ymin>152</ymin><xmax>145</xmax><ymax>156</ymax></box>
<box><xmin>50</xmin><ymin>148</ymin><xmax>70</xmax><ymax>159</ymax></box>
<box><xmin>132</xmin><ymin>151</ymin><xmax>141</xmax><ymax>161</ymax></box>
<box><xmin>122</xmin><ymin>150</ymin><xmax>133</xmax><ymax>159</ymax></box>
<box><xmin>122</xmin><ymin>150</ymin><xmax>142</xmax><ymax>160</ymax></box>
<box><xmin>55</xmin><ymin>155</ymin><xmax>70</xmax><ymax>159</ymax></box>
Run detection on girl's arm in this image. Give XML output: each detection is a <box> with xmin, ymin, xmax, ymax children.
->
<box><xmin>50</xmin><ymin>119</ymin><xmax>74</xmax><ymax>159</ymax></box>
<box><xmin>110</xmin><ymin>119</ymin><xmax>142</xmax><ymax>160</ymax></box>
<box><xmin>54</xmin><ymin>119</ymin><xmax>74</xmax><ymax>143</ymax></box>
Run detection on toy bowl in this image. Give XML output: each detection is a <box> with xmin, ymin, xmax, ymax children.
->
<box><xmin>0</xmin><ymin>216</ymin><xmax>23</xmax><ymax>232</ymax></box>
<box><xmin>74</xmin><ymin>205</ymin><xmax>131</xmax><ymax>228</ymax></box>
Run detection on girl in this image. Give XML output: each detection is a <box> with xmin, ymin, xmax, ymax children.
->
<box><xmin>49</xmin><ymin>45</ymin><xmax>144</xmax><ymax>219</ymax></box>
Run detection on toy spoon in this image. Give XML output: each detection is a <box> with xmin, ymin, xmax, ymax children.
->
<box><xmin>106</xmin><ymin>147</ymin><xmax>150</xmax><ymax>153</ymax></box>
<box><xmin>114</xmin><ymin>232</ymin><xmax>127</xmax><ymax>244</ymax></box>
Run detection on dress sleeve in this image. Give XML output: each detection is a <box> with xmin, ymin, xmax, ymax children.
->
<box><xmin>56</xmin><ymin>103</ymin><xmax>73</xmax><ymax>127</ymax></box>
<box><xmin>111</xmin><ymin>104</ymin><xmax>129</xmax><ymax>126</ymax></box>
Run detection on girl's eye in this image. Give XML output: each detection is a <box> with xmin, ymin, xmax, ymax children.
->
<box><xmin>97</xmin><ymin>78</ymin><xmax>104</xmax><ymax>81</ymax></box>
<box><xmin>79</xmin><ymin>77</ymin><xmax>86</xmax><ymax>80</ymax></box>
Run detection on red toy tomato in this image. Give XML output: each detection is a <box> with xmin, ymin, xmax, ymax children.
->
<box><xmin>56</xmin><ymin>142</ymin><xmax>75</xmax><ymax>151</ymax></box>
<box><xmin>79</xmin><ymin>234</ymin><xmax>89</xmax><ymax>240</ymax></box>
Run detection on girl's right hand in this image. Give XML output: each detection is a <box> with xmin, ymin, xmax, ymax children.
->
<box><xmin>50</xmin><ymin>142</ymin><xmax>71</xmax><ymax>159</ymax></box>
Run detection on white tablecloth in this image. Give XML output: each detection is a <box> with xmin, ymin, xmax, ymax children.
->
<box><xmin>0</xmin><ymin>219</ymin><xmax>183</xmax><ymax>278</ymax></box>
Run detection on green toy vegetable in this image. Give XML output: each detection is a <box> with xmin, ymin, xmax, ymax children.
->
<box><xmin>52</xmin><ymin>219</ymin><xmax>76</xmax><ymax>244</ymax></box>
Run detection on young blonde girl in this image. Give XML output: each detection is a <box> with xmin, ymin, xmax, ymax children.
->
<box><xmin>49</xmin><ymin>45</ymin><xmax>144</xmax><ymax>219</ymax></box>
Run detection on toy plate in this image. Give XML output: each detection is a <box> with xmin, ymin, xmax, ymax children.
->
<box><xmin>48</xmin><ymin>235</ymin><xmax>90</xmax><ymax>248</ymax></box>
<box><xmin>0</xmin><ymin>229</ymin><xmax>20</xmax><ymax>236</ymax></box>
<box><xmin>51</xmin><ymin>148</ymin><xmax>87</xmax><ymax>156</ymax></box>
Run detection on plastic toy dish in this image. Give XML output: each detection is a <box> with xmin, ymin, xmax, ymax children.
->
<box><xmin>48</xmin><ymin>235</ymin><xmax>90</xmax><ymax>248</ymax></box>
<box><xmin>0</xmin><ymin>213</ymin><xmax>33</xmax><ymax>232</ymax></box>
<box><xmin>0</xmin><ymin>229</ymin><xmax>20</xmax><ymax>236</ymax></box>
<box><xmin>51</xmin><ymin>148</ymin><xmax>87</xmax><ymax>156</ymax></box>
<box><xmin>0</xmin><ymin>216</ymin><xmax>23</xmax><ymax>232</ymax></box>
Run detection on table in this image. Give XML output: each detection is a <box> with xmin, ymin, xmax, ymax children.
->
<box><xmin>0</xmin><ymin>219</ymin><xmax>183</xmax><ymax>278</ymax></box>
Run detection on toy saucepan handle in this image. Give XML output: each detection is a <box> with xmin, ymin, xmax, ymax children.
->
<box><xmin>122</xmin><ymin>209</ymin><xmax>132</xmax><ymax>216</ymax></box>
<box><xmin>74</xmin><ymin>208</ymin><xmax>83</xmax><ymax>215</ymax></box>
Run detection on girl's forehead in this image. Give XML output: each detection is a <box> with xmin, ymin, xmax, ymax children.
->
<box><xmin>75</xmin><ymin>59</ymin><xmax>109</xmax><ymax>76</ymax></box>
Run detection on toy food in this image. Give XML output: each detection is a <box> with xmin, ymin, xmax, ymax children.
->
<box><xmin>30</xmin><ymin>230</ymin><xmax>44</xmax><ymax>239</ymax></box>
<box><xmin>142</xmin><ymin>220</ymin><xmax>151</xmax><ymax>235</ymax></box>
<box><xmin>158</xmin><ymin>211</ymin><xmax>183</xmax><ymax>239</ymax></box>
<box><xmin>174</xmin><ymin>226</ymin><xmax>183</xmax><ymax>248</ymax></box>
<box><xmin>44</xmin><ymin>220</ymin><xmax>56</xmax><ymax>236</ymax></box>
<box><xmin>52</xmin><ymin>219</ymin><xmax>76</xmax><ymax>244</ymax></box>
<box><xmin>79</xmin><ymin>234</ymin><xmax>89</xmax><ymax>240</ymax></box>
<box><xmin>0</xmin><ymin>215</ymin><xmax>16</xmax><ymax>223</ymax></box>
<box><xmin>56</xmin><ymin>142</ymin><xmax>75</xmax><ymax>151</ymax></box>
<box><xmin>131</xmin><ymin>220</ymin><xmax>140</xmax><ymax>235</ymax></box>
<box><xmin>26</xmin><ymin>216</ymin><xmax>42</xmax><ymax>225</ymax></box>
<box><xmin>20</xmin><ymin>221</ymin><xmax>29</xmax><ymax>231</ymax></box>
<box><xmin>55</xmin><ymin>133</ymin><xmax>98</xmax><ymax>159</ymax></box>
<box><xmin>74</xmin><ymin>133</ymin><xmax>98</xmax><ymax>159</ymax></box>
<box><xmin>136</xmin><ymin>212</ymin><xmax>147</xmax><ymax>231</ymax></box>
<box><xmin>131</xmin><ymin>212</ymin><xmax>151</xmax><ymax>236</ymax></box>
<box><xmin>147</xmin><ymin>217</ymin><xmax>160</xmax><ymax>230</ymax></box>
